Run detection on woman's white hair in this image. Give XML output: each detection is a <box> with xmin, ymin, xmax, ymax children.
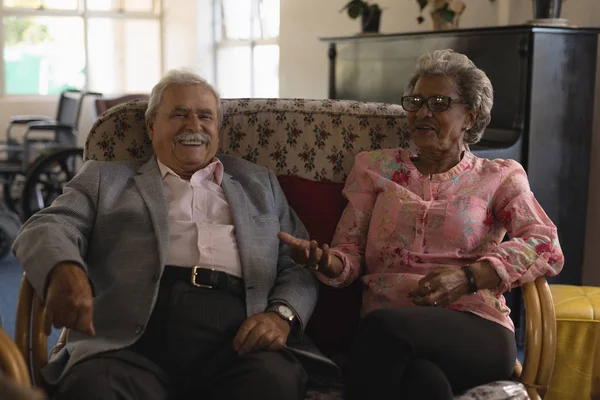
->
<box><xmin>145</xmin><ymin>69</ymin><xmax>222</xmax><ymax>126</ymax></box>
<box><xmin>404</xmin><ymin>49</ymin><xmax>494</xmax><ymax>145</ymax></box>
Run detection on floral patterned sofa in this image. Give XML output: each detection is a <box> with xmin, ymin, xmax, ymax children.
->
<box><xmin>14</xmin><ymin>98</ymin><xmax>556</xmax><ymax>400</ymax></box>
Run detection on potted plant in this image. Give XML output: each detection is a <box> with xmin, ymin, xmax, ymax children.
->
<box><xmin>341</xmin><ymin>0</ymin><xmax>382</xmax><ymax>33</ymax></box>
<box><xmin>416</xmin><ymin>0</ymin><xmax>496</xmax><ymax>30</ymax></box>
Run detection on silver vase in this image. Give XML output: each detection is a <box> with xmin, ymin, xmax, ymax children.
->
<box><xmin>532</xmin><ymin>0</ymin><xmax>563</xmax><ymax>19</ymax></box>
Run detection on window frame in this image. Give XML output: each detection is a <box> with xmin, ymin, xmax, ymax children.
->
<box><xmin>0</xmin><ymin>0</ymin><xmax>163</xmax><ymax>96</ymax></box>
<box><xmin>212</xmin><ymin>0</ymin><xmax>279</xmax><ymax>98</ymax></box>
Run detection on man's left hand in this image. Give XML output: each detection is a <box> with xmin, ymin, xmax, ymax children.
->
<box><xmin>233</xmin><ymin>312</ymin><xmax>291</xmax><ymax>356</ymax></box>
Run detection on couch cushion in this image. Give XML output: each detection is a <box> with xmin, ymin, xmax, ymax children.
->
<box><xmin>278</xmin><ymin>175</ymin><xmax>347</xmax><ymax>245</ymax></box>
<box><xmin>551</xmin><ymin>284</ymin><xmax>600</xmax><ymax>320</ymax></box>
<box><xmin>278</xmin><ymin>175</ymin><xmax>361</xmax><ymax>357</ymax></box>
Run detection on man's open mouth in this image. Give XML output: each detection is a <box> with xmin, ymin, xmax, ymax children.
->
<box><xmin>177</xmin><ymin>140</ymin><xmax>207</xmax><ymax>146</ymax></box>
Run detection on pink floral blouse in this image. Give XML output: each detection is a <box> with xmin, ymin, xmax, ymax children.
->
<box><xmin>318</xmin><ymin>148</ymin><xmax>564</xmax><ymax>331</ymax></box>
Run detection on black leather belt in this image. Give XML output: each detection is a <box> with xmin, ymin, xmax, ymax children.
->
<box><xmin>163</xmin><ymin>265</ymin><xmax>245</xmax><ymax>299</ymax></box>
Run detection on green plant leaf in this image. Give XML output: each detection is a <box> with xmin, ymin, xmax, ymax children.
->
<box><xmin>417</xmin><ymin>0</ymin><xmax>428</xmax><ymax>11</ymax></box>
<box><xmin>340</xmin><ymin>0</ymin><xmax>360</xmax><ymax>12</ymax></box>
<box><xmin>347</xmin><ymin>2</ymin><xmax>365</xmax><ymax>18</ymax></box>
<box><xmin>438</xmin><ymin>4</ymin><xmax>456</xmax><ymax>22</ymax></box>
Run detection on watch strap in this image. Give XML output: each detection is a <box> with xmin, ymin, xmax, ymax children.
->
<box><xmin>462</xmin><ymin>265</ymin><xmax>478</xmax><ymax>294</ymax></box>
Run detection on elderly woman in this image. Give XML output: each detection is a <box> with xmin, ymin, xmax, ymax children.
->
<box><xmin>278</xmin><ymin>49</ymin><xmax>564</xmax><ymax>399</ymax></box>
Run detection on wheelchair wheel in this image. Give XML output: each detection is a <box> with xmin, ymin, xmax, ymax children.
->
<box><xmin>0</xmin><ymin>206</ymin><xmax>22</xmax><ymax>260</ymax></box>
<box><xmin>21</xmin><ymin>148</ymin><xmax>84</xmax><ymax>220</ymax></box>
<box><xmin>2</xmin><ymin>172</ymin><xmax>26</xmax><ymax>216</ymax></box>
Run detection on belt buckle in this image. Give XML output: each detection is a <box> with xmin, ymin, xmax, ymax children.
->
<box><xmin>191</xmin><ymin>266</ymin><xmax>213</xmax><ymax>289</ymax></box>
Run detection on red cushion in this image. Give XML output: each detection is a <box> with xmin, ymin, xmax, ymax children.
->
<box><xmin>277</xmin><ymin>175</ymin><xmax>362</xmax><ymax>356</ymax></box>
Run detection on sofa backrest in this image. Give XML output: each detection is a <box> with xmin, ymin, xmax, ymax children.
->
<box><xmin>86</xmin><ymin>98</ymin><xmax>411</xmax><ymax>177</ymax></box>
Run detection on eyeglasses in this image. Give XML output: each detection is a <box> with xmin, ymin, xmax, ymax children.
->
<box><xmin>400</xmin><ymin>95</ymin><xmax>467</xmax><ymax>113</ymax></box>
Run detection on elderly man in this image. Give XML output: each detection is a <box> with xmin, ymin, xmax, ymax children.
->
<box><xmin>13</xmin><ymin>70</ymin><xmax>333</xmax><ymax>400</ymax></box>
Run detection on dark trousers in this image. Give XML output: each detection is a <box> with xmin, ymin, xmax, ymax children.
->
<box><xmin>52</xmin><ymin>277</ymin><xmax>307</xmax><ymax>400</ymax></box>
<box><xmin>344</xmin><ymin>308</ymin><xmax>517</xmax><ymax>400</ymax></box>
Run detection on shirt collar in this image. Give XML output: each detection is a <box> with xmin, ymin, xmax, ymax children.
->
<box><xmin>156</xmin><ymin>157</ymin><xmax>224</xmax><ymax>185</ymax></box>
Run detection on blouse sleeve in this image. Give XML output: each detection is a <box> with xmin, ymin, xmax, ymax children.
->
<box><xmin>477</xmin><ymin>160</ymin><xmax>564</xmax><ymax>292</ymax></box>
<box><xmin>316</xmin><ymin>152</ymin><xmax>377</xmax><ymax>287</ymax></box>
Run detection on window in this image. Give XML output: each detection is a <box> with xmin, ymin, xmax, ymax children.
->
<box><xmin>0</xmin><ymin>0</ymin><xmax>162</xmax><ymax>95</ymax></box>
<box><xmin>213</xmin><ymin>0</ymin><xmax>279</xmax><ymax>98</ymax></box>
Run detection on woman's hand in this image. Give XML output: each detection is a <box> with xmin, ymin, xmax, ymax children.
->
<box><xmin>408</xmin><ymin>268</ymin><xmax>471</xmax><ymax>308</ymax></box>
<box><xmin>277</xmin><ymin>232</ymin><xmax>343</xmax><ymax>278</ymax></box>
<box><xmin>408</xmin><ymin>261</ymin><xmax>501</xmax><ymax>307</ymax></box>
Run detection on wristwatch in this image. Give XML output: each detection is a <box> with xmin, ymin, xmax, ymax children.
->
<box><xmin>267</xmin><ymin>303</ymin><xmax>296</xmax><ymax>327</ymax></box>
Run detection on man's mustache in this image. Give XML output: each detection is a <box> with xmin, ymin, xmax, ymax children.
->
<box><xmin>174</xmin><ymin>131</ymin><xmax>212</xmax><ymax>144</ymax></box>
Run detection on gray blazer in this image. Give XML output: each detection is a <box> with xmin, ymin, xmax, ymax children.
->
<box><xmin>13</xmin><ymin>154</ymin><xmax>333</xmax><ymax>384</ymax></box>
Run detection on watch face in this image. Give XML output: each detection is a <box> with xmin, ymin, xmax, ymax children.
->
<box><xmin>277</xmin><ymin>305</ymin><xmax>295</xmax><ymax>320</ymax></box>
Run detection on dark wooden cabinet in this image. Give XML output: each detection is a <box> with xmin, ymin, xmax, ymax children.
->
<box><xmin>322</xmin><ymin>26</ymin><xmax>600</xmax><ymax>287</ymax></box>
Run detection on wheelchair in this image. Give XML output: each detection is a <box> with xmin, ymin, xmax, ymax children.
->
<box><xmin>0</xmin><ymin>89</ymin><xmax>99</xmax><ymax>259</ymax></box>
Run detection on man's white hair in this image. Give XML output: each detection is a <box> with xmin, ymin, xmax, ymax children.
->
<box><xmin>145</xmin><ymin>69</ymin><xmax>222</xmax><ymax>126</ymax></box>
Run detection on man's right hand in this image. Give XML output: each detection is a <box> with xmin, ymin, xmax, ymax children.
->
<box><xmin>43</xmin><ymin>262</ymin><xmax>95</xmax><ymax>337</ymax></box>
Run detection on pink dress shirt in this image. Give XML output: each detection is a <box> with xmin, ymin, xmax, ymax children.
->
<box><xmin>318</xmin><ymin>148</ymin><xmax>564</xmax><ymax>331</ymax></box>
<box><xmin>157</xmin><ymin>158</ymin><xmax>243</xmax><ymax>278</ymax></box>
